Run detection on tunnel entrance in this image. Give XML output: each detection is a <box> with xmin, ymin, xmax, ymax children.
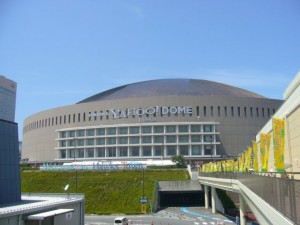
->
<box><xmin>159</xmin><ymin>191</ymin><xmax>204</xmax><ymax>207</ymax></box>
<box><xmin>158</xmin><ymin>181</ymin><xmax>204</xmax><ymax>208</ymax></box>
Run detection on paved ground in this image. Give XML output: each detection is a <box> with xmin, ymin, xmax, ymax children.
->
<box><xmin>85</xmin><ymin>207</ymin><xmax>235</xmax><ymax>225</ymax></box>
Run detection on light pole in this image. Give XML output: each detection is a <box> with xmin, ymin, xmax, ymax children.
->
<box><xmin>73</xmin><ymin>137</ymin><xmax>78</xmax><ymax>193</ymax></box>
<box><xmin>142</xmin><ymin>168</ymin><xmax>145</xmax><ymax>198</ymax></box>
<box><xmin>210</xmin><ymin>136</ymin><xmax>214</xmax><ymax>162</ymax></box>
<box><xmin>161</xmin><ymin>137</ymin><xmax>164</xmax><ymax>165</ymax></box>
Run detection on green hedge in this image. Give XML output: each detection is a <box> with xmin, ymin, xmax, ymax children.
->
<box><xmin>21</xmin><ymin>169</ymin><xmax>189</xmax><ymax>215</ymax></box>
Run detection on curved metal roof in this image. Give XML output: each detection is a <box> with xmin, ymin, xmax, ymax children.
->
<box><xmin>78</xmin><ymin>79</ymin><xmax>265</xmax><ymax>103</ymax></box>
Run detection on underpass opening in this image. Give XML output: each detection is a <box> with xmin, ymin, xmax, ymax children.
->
<box><xmin>158</xmin><ymin>181</ymin><xmax>204</xmax><ymax>208</ymax></box>
<box><xmin>159</xmin><ymin>191</ymin><xmax>204</xmax><ymax>207</ymax></box>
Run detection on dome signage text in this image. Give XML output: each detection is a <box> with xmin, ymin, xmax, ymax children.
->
<box><xmin>110</xmin><ymin>106</ymin><xmax>192</xmax><ymax>119</ymax></box>
<box><xmin>89</xmin><ymin>106</ymin><xmax>192</xmax><ymax>119</ymax></box>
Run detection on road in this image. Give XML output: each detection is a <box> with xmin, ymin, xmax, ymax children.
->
<box><xmin>85</xmin><ymin>207</ymin><xmax>235</xmax><ymax>225</ymax></box>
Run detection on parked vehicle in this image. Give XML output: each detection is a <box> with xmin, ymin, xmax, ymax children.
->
<box><xmin>114</xmin><ymin>217</ymin><xmax>128</xmax><ymax>225</ymax></box>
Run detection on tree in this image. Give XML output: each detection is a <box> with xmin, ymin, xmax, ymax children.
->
<box><xmin>171</xmin><ymin>155</ymin><xmax>187</xmax><ymax>168</ymax></box>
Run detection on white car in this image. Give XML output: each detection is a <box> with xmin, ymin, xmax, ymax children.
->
<box><xmin>114</xmin><ymin>217</ymin><xmax>128</xmax><ymax>225</ymax></box>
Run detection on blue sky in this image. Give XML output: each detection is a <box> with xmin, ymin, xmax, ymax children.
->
<box><xmin>0</xmin><ymin>0</ymin><xmax>300</xmax><ymax>140</ymax></box>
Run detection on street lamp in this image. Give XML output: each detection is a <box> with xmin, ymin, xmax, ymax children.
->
<box><xmin>210</xmin><ymin>136</ymin><xmax>214</xmax><ymax>162</ymax></box>
<box><xmin>142</xmin><ymin>168</ymin><xmax>145</xmax><ymax>198</ymax></box>
<box><xmin>73</xmin><ymin>137</ymin><xmax>78</xmax><ymax>193</ymax></box>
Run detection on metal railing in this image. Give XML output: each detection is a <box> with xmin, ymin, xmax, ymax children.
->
<box><xmin>199</xmin><ymin>172</ymin><xmax>300</xmax><ymax>225</ymax></box>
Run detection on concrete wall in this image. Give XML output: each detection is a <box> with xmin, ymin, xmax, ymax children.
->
<box><xmin>22</xmin><ymin>95</ymin><xmax>282</xmax><ymax>162</ymax></box>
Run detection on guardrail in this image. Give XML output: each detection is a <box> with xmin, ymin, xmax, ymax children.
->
<box><xmin>198</xmin><ymin>172</ymin><xmax>300</xmax><ymax>225</ymax></box>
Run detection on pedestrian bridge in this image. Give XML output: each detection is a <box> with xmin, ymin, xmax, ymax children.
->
<box><xmin>198</xmin><ymin>172</ymin><xmax>300</xmax><ymax>225</ymax></box>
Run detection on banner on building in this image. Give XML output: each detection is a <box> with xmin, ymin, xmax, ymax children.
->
<box><xmin>252</xmin><ymin>141</ymin><xmax>258</xmax><ymax>172</ymax></box>
<box><xmin>273</xmin><ymin>118</ymin><xmax>286</xmax><ymax>172</ymax></box>
<box><xmin>260</xmin><ymin>133</ymin><xmax>271</xmax><ymax>172</ymax></box>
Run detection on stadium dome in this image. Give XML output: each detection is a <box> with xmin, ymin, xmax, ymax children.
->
<box><xmin>78</xmin><ymin>79</ymin><xmax>265</xmax><ymax>103</ymax></box>
<box><xmin>22</xmin><ymin>78</ymin><xmax>282</xmax><ymax>164</ymax></box>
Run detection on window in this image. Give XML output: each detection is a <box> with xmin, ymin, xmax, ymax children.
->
<box><xmin>97</xmin><ymin>148</ymin><xmax>105</xmax><ymax>157</ymax></box>
<box><xmin>78</xmin><ymin>130</ymin><xmax>85</xmax><ymax>137</ymax></box>
<box><xmin>179</xmin><ymin>146</ymin><xmax>189</xmax><ymax>155</ymax></box>
<box><xmin>108</xmin><ymin>147</ymin><xmax>116</xmax><ymax>157</ymax></box>
<box><xmin>130</xmin><ymin>127</ymin><xmax>139</xmax><ymax>134</ymax></box>
<box><xmin>211</xmin><ymin>106</ymin><xmax>213</xmax><ymax>116</ymax></box>
<box><xmin>191</xmin><ymin>145</ymin><xmax>201</xmax><ymax>155</ymax></box>
<box><xmin>154</xmin><ymin>146</ymin><xmax>162</xmax><ymax>156</ymax></box>
<box><xmin>178</xmin><ymin>135</ymin><xmax>189</xmax><ymax>143</ymax></box>
<box><xmin>231</xmin><ymin>107</ymin><xmax>234</xmax><ymax>116</ymax></box>
<box><xmin>142</xmin><ymin>136</ymin><xmax>152</xmax><ymax>143</ymax></box>
<box><xmin>61</xmin><ymin>131</ymin><xmax>67</xmax><ymax>138</ymax></box>
<box><xmin>166</xmin><ymin>135</ymin><xmax>176</xmax><ymax>143</ymax></box>
<box><xmin>238</xmin><ymin>107</ymin><xmax>240</xmax><ymax>117</ymax></box>
<box><xmin>60</xmin><ymin>150</ymin><xmax>66</xmax><ymax>159</ymax></box>
<box><xmin>97</xmin><ymin>128</ymin><xmax>105</xmax><ymax>135</ymax></box>
<box><xmin>204</xmin><ymin>135</ymin><xmax>213</xmax><ymax>142</ymax></box>
<box><xmin>244</xmin><ymin>107</ymin><xmax>247</xmax><ymax>117</ymax></box>
<box><xmin>154</xmin><ymin>126</ymin><xmax>164</xmax><ymax>133</ymax></box>
<box><xmin>191</xmin><ymin>135</ymin><xmax>201</xmax><ymax>142</ymax></box>
<box><xmin>142</xmin><ymin>146</ymin><xmax>152</xmax><ymax>156</ymax></box>
<box><xmin>167</xmin><ymin>146</ymin><xmax>176</xmax><ymax>156</ymax></box>
<box><xmin>69</xmin><ymin>149</ymin><xmax>76</xmax><ymax>158</ymax></box>
<box><xmin>69</xmin><ymin>139</ymin><xmax>77</xmax><ymax>146</ymax></box>
<box><xmin>204</xmin><ymin>106</ymin><xmax>206</xmax><ymax>116</ymax></box>
<box><xmin>178</xmin><ymin>125</ymin><xmax>188</xmax><ymax>133</ymax></box>
<box><xmin>86</xmin><ymin>129</ymin><xmax>95</xmax><ymax>136</ymax></box>
<box><xmin>97</xmin><ymin>138</ymin><xmax>105</xmax><ymax>145</ymax></box>
<box><xmin>118</xmin><ymin>127</ymin><xmax>128</xmax><ymax>134</ymax></box>
<box><xmin>154</xmin><ymin>136</ymin><xmax>163</xmax><ymax>143</ymax></box>
<box><xmin>78</xmin><ymin>149</ymin><xmax>84</xmax><ymax>158</ymax></box>
<box><xmin>250</xmin><ymin>107</ymin><xmax>253</xmax><ymax>117</ymax></box>
<box><xmin>166</xmin><ymin>125</ymin><xmax>176</xmax><ymax>133</ymax></box>
<box><xmin>86</xmin><ymin>139</ymin><xmax>95</xmax><ymax>146</ymax></box>
<box><xmin>191</xmin><ymin>125</ymin><xmax>200</xmax><ymax>132</ymax></box>
<box><xmin>78</xmin><ymin>139</ymin><xmax>85</xmax><ymax>146</ymax></box>
<box><xmin>69</xmin><ymin>130</ymin><xmax>76</xmax><ymax>138</ymax></box>
<box><xmin>203</xmin><ymin>125</ymin><xmax>212</xmax><ymax>132</ymax></box>
<box><xmin>130</xmin><ymin>147</ymin><xmax>140</xmax><ymax>156</ymax></box>
<box><xmin>107</xmin><ymin>128</ymin><xmax>116</xmax><ymax>135</ymax></box>
<box><xmin>119</xmin><ymin>147</ymin><xmax>128</xmax><ymax>157</ymax></box>
<box><xmin>256</xmin><ymin>108</ymin><xmax>259</xmax><ymax>117</ymax></box>
<box><xmin>204</xmin><ymin>145</ymin><xmax>212</xmax><ymax>155</ymax></box>
<box><xmin>118</xmin><ymin>137</ymin><xmax>128</xmax><ymax>144</ymax></box>
<box><xmin>60</xmin><ymin>140</ymin><xmax>66</xmax><ymax>147</ymax></box>
<box><xmin>130</xmin><ymin>136</ymin><xmax>139</xmax><ymax>144</ymax></box>
<box><xmin>262</xmin><ymin>108</ymin><xmax>265</xmax><ymax>117</ymax></box>
<box><xmin>218</xmin><ymin>106</ymin><xmax>220</xmax><ymax>117</ymax></box>
<box><xmin>224</xmin><ymin>106</ymin><xmax>227</xmax><ymax>117</ymax></box>
<box><xmin>87</xmin><ymin>148</ymin><xmax>94</xmax><ymax>158</ymax></box>
<box><xmin>142</xmin><ymin>126</ymin><xmax>152</xmax><ymax>133</ymax></box>
<box><xmin>107</xmin><ymin>137</ymin><xmax>116</xmax><ymax>145</ymax></box>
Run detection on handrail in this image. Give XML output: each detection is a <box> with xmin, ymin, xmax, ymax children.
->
<box><xmin>198</xmin><ymin>172</ymin><xmax>300</xmax><ymax>225</ymax></box>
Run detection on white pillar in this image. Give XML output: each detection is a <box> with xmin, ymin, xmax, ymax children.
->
<box><xmin>211</xmin><ymin>187</ymin><xmax>216</xmax><ymax>214</ymax></box>
<box><xmin>239</xmin><ymin>194</ymin><xmax>246</xmax><ymax>225</ymax></box>
<box><xmin>204</xmin><ymin>185</ymin><xmax>209</xmax><ymax>209</ymax></box>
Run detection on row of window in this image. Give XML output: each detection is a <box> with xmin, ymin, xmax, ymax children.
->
<box><xmin>59</xmin><ymin>134</ymin><xmax>215</xmax><ymax>147</ymax></box>
<box><xmin>197</xmin><ymin>106</ymin><xmax>276</xmax><ymax>118</ymax></box>
<box><xmin>59</xmin><ymin>124</ymin><xmax>214</xmax><ymax>139</ymax></box>
<box><xmin>23</xmin><ymin>105</ymin><xmax>276</xmax><ymax>134</ymax></box>
<box><xmin>59</xmin><ymin>145</ymin><xmax>214</xmax><ymax>159</ymax></box>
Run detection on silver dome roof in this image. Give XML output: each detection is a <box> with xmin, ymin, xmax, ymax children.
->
<box><xmin>78</xmin><ymin>79</ymin><xmax>265</xmax><ymax>103</ymax></box>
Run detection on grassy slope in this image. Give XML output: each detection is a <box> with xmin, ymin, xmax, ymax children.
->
<box><xmin>21</xmin><ymin>169</ymin><xmax>189</xmax><ymax>214</ymax></box>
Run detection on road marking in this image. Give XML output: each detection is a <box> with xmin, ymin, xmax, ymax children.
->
<box><xmin>180</xmin><ymin>207</ymin><xmax>234</xmax><ymax>224</ymax></box>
